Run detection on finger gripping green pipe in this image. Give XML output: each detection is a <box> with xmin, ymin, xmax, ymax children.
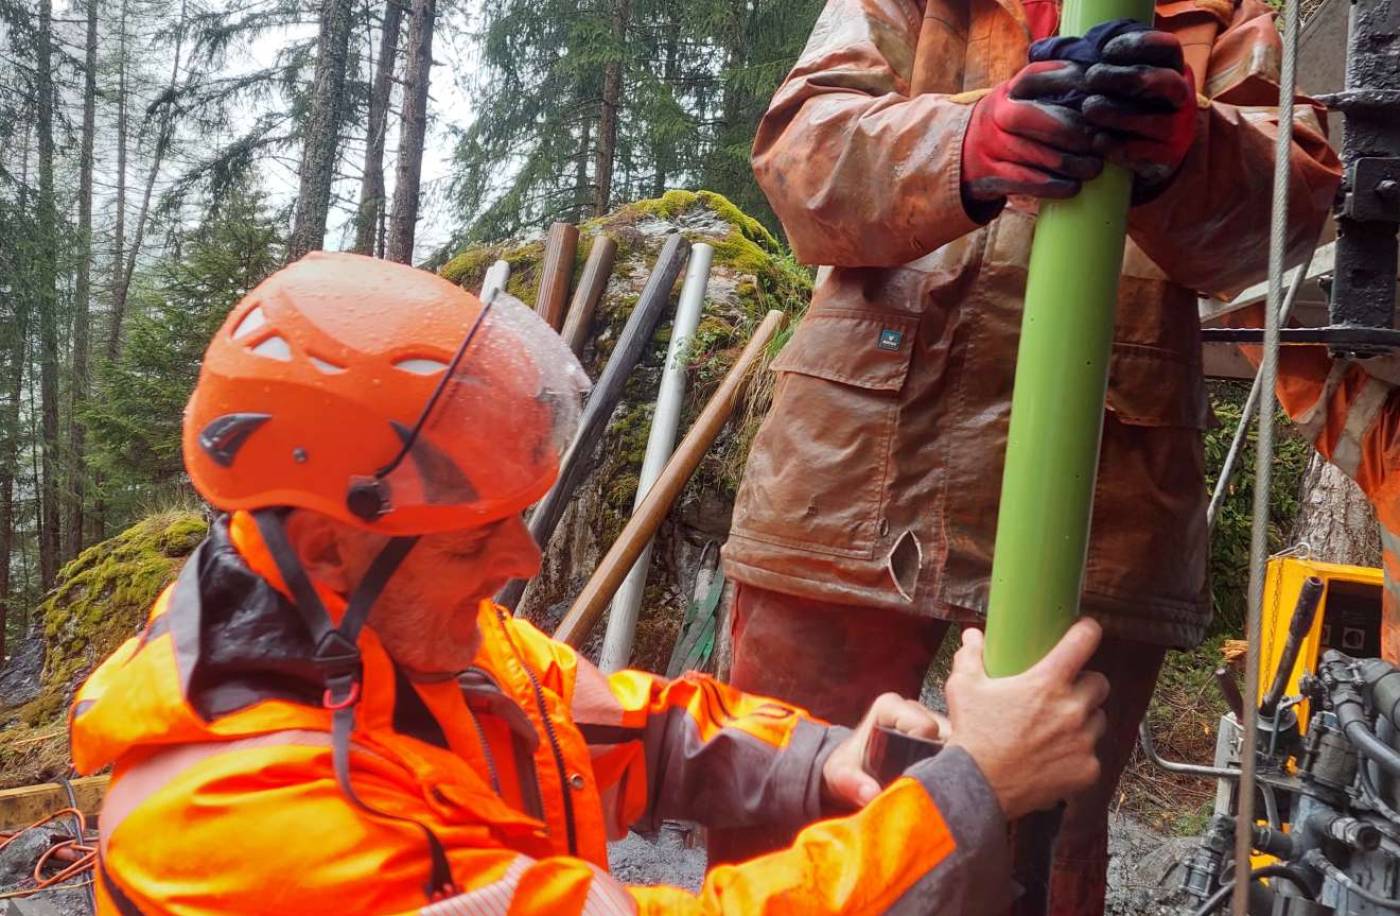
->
<box><xmin>982</xmin><ymin>0</ymin><xmax>1156</xmax><ymax>678</ymax></box>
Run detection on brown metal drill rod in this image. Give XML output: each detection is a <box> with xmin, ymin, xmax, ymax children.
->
<box><xmin>555</xmin><ymin>309</ymin><xmax>786</xmax><ymax>647</ymax></box>
<box><xmin>498</xmin><ymin>234</ymin><xmax>690</xmax><ymax>612</ymax></box>
<box><xmin>535</xmin><ymin>222</ymin><xmax>579</xmax><ymax>331</ymax></box>
<box><xmin>561</xmin><ymin>236</ymin><xmax>617</xmax><ymax>356</ymax></box>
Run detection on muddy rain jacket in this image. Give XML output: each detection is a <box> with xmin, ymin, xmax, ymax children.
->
<box><xmin>723</xmin><ymin>0</ymin><xmax>1341</xmax><ymax>647</ymax></box>
<box><xmin>69</xmin><ymin>512</ymin><xmax>1012</xmax><ymax>914</ymax></box>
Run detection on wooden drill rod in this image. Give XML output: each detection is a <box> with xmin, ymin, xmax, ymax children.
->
<box><xmin>561</xmin><ymin>236</ymin><xmax>618</xmax><ymax>356</ymax></box>
<box><xmin>555</xmin><ymin>309</ymin><xmax>786</xmax><ymax>647</ymax></box>
<box><xmin>498</xmin><ymin>234</ymin><xmax>690</xmax><ymax>611</ymax></box>
<box><xmin>535</xmin><ymin>222</ymin><xmax>579</xmax><ymax>330</ymax></box>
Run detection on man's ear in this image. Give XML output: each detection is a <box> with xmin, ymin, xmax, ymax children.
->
<box><xmin>282</xmin><ymin>511</ymin><xmax>357</xmax><ymax>594</ymax></box>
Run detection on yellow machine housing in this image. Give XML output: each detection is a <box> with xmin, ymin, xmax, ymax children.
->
<box><xmin>1257</xmin><ymin>555</ymin><xmax>1384</xmax><ymax>730</ymax></box>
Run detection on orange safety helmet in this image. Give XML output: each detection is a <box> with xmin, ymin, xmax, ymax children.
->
<box><xmin>183</xmin><ymin>251</ymin><xmax>589</xmax><ymax>535</ymax></box>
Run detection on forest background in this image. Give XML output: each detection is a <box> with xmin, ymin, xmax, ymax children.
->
<box><xmin>0</xmin><ymin>0</ymin><xmax>827</xmax><ymax>658</ymax></box>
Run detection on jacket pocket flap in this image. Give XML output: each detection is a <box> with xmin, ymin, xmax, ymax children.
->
<box><xmin>770</xmin><ymin>310</ymin><xmax>917</xmax><ymax>393</ymax></box>
<box><xmin>1106</xmin><ymin>344</ymin><xmax>1211</xmax><ymax>429</ymax></box>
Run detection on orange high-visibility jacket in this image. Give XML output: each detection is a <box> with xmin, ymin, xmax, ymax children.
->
<box><xmin>1228</xmin><ymin>314</ymin><xmax>1400</xmax><ymax>664</ymax></box>
<box><xmin>70</xmin><ymin>512</ymin><xmax>1011</xmax><ymax>914</ymax></box>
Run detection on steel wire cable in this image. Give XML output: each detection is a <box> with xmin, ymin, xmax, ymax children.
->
<box><xmin>1235</xmin><ymin>0</ymin><xmax>1300</xmax><ymax>907</ymax></box>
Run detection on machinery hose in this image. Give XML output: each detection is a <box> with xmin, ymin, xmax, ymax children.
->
<box><xmin>1303</xmin><ymin>849</ymin><xmax>1400</xmax><ymax>911</ymax></box>
<box><xmin>1359</xmin><ymin>759</ymin><xmax>1400</xmax><ymax>825</ymax></box>
<box><xmin>1336</xmin><ymin>696</ymin><xmax>1400</xmax><ymax>781</ymax></box>
<box><xmin>1191</xmin><ymin>865</ymin><xmax>1315</xmax><ymax>916</ymax></box>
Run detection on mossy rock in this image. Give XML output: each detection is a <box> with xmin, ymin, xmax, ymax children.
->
<box><xmin>42</xmin><ymin>511</ymin><xmax>208</xmax><ymax>683</ymax></box>
<box><xmin>0</xmin><ymin>511</ymin><xmax>208</xmax><ymax>788</ymax></box>
<box><xmin>440</xmin><ymin>192</ymin><xmax>813</xmax><ymax>672</ymax></box>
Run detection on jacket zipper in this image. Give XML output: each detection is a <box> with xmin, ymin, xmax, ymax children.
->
<box><xmin>463</xmin><ymin>703</ymin><xmax>502</xmax><ymax>795</ymax></box>
<box><xmin>495</xmin><ymin>609</ymin><xmax>579</xmax><ymax>857</ymax></box>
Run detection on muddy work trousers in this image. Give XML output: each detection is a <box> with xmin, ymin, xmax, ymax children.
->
<box><xmin>708</xmin><ymin>583</ymin><xmax>1166</xmax><ymax>916</ymax></box>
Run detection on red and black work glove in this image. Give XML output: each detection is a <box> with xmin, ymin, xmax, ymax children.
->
<box><xmin>1079</xmin><ymin>30</ymin><xmax>1198</xmax><ymax>197</ymax></box>
<box><xmin>960</xmin><ymin>60</ymin><xmax>1104</xmax><ymax>218</ymax></box>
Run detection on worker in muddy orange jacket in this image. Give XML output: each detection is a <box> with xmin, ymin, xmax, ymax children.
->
<box><xmin>69</xmin><ymin>253</ymin><xmax>1111</xmax><ymax>914</ymax></box>
<box><xmin>718</xmin><ymin>0</ymin><xmax>1341</xmax><ymax>908</ymax></box>
<box><xmin>1227</xmin><ymin>321</ymin><xmax>1400</xmax><ymax>666</ymax></box>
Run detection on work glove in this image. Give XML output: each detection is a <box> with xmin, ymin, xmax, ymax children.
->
<box><xmin>960</xmin><ymin>60</ymin><xmax>1105</xmax><ymax>214</ymax></box>
<box><xmin>1031</xmin><ymin>23</ymin><xmax>1199</xmax><ymax>199</ymax></box>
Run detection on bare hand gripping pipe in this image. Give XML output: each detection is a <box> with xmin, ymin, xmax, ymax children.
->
<box><xmin>981</xmin><ymin>0</ymin><xmax>1153</xmax><ymax>910</ymax></box>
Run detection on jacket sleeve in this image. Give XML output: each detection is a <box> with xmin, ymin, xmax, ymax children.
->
<box><xmin>1126</xmin><ymin>0</ymin><xmax>1341</xmax><ymax>296</ymax></box>
<box><xmin>751</xmin><ymin>0</ymin><xmax>985</xmax><ymax>267</ymax></box>
<box><xmin>94</xmin><ymin>721</ymin><xmax>1009</xmax><ymax>916</ymax></box>
<box><xmin>424</xmin><ymin>749</ymin><xmax>1011</xmax><ymax>915</ymax></box>
<box><xmin>1225</xmin><ymin>306</ymin><xmax>1400</xmax><ymax>500</ymax></box>
<box><xmin>572</xmin><ymin>662</ymin><xmax>846</xmax><ymax>833</ymax></box>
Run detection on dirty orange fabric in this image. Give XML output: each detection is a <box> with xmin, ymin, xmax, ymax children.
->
<box><xmin>1226</xmin><ymin>311</ymin><xmax>1400</xmax><ymax>665</ymax></box>
<box><xmin>723</xmin><ymin>0</ymin><xmax>1341</xmax><ymax>649</ymax></box>
<box><xmin>68</xmin><ymin>515</ymin><xmax>1008</xmax><ymax>914</ymax></box>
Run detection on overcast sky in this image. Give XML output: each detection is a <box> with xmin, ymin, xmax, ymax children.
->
<box><xmin>240</xmin><ymin>6</ymin><xmax>481</xmax><ymax>262</ymax></box>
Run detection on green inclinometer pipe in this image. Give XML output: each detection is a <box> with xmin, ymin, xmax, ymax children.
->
<box><xmin>982</xmin><ymin>0</ymin><xmax>1156</xmax><ymax>678</ymax></box>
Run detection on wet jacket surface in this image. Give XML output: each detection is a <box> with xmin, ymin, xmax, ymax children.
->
<box><xmin>70</xmin><ymin>513</ymin><xmax>1012</xmax><ymax>914</ymax></box>
<box><xmin>723</xmin><ymin>0</ymin><xmax>1341</xmax><ymax>647</ymax></box>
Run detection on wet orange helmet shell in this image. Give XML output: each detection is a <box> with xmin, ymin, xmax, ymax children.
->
<box><xmin>183</xmin><ymin>252</ymin><xmax>589</xmax><ymax>535</ymax></box>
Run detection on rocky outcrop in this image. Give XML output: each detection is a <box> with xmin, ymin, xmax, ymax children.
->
<box><xmin>441</xmin><ymin>191</ymin><xmax>812</xmax><ymax>669</ymax></box>
<box><xmin>0</xmin><ymin>511</ymin><xmax>207</xmax><ymax>788</ymax></box>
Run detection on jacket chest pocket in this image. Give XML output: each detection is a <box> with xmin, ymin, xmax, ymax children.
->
<box><xmin>733</xmin><ymin>309</ymin><xmax>918</xmax><ymax>559</ymax></box>
<box><xmin>981</xmin><ymin>209</ymin><xmax>1211</xmax><ymax>432</ymax></box>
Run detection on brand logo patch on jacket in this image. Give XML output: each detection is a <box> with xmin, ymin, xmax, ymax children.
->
<box><xmin>877</xmin><ymin>328</ymin><xmax>904</xmax><ymax>351</ymax></box>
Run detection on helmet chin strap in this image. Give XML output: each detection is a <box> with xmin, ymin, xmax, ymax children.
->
<box><xmin>252</xmin><ymin>509</ymin><xmax>458</xmax><ymax>901</ymax></box>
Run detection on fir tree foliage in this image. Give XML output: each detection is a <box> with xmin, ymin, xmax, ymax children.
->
<box><xmin>85</xmin><ymin>186</ymin><xmax>284</xmax><ymax>527</ymax></box>
<box><xmin>452</xmin><ymin>0</ymin><xmax>822</xmax><ymax>243</ymax></box>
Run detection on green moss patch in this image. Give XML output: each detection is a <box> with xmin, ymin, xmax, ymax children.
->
<box><xmin>0</xmin><ymin>511</ymin><xmax>207</xmax><ymax>788</ymax></box>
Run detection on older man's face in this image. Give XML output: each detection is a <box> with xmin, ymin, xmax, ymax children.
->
<box><xmin>367</xmin><ymin>515</ymin><xmax>543</xmax><ymax>676</ymax></box>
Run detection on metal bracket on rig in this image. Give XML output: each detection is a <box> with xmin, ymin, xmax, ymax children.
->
<box><xmin>1201</xmin><ymin>0</ymin><xmax>1400</xmax><ymax>357</ymax></box>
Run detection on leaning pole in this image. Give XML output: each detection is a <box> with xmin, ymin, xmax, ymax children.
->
<box><xmin>982</xmin><ymin>0</ymin><xmax>1154</xmax><ymax>909</ymax></box>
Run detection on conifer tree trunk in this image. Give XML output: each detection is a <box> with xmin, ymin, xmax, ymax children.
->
<box><xmin>574</xmin><ymin>117</ymin><xmax>591</xmax><ymax>222</ymax></box>
<box><xmin>289</xmin><ymin>0</ymin><xmax>357</xmax><ymax>261</ymax></box>
<box><xmin>387</xmin><ymin>0</ymin><xmax>434</xmax><ymax>263</ymax></box>
<box><xmin>652</xmin><ymin>27</ymin><xmax>677</xmax><ymax>198</ymax></box>
<box><xmin>0</xmin><ymin>125</ymin><xmax>34</xmax><ymax>663</ymax></box>
<box><xmin>1292</xmin><ymin>453</ymin><xmax>1381</xmax><ymax>567</ymax></box>
<box><xmin>0</xmin><ymin>315</ymin><xmax>27</xmax><ymax>662</ymax></box>
<box><xmin>93</xmin><ymin>0</ymin><xmax>129</xmax><ymax>542</ymax></box>
<box><xmin>593</xmin><ymin>0</ymin><xmax>629</xmax><ymax>216</ymax></box>
<box><xmin>353</xmin><ymin>0</ymin><xmax>403</xmax><ymax>255</ymax></box>
<box><xmin>109</xmin><ymin>0</ymin><xmax>186</xmax><ymax>362</ymax></box>
<box><xmin>36</xmin><ymin>0</ymin><xmax>61</xmax><ymax>588</ymax></box>
<box><xmin>109</xmin><ymin>0</ymin><xmax>128</xmax><ymax>352</ymax></box>
<box><xmin>66</xmin><ymin>0</ymin><xmax>99</xmax><ymax>563</ymax></box>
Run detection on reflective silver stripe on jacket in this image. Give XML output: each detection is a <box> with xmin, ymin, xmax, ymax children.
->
<box><xmin>1333</xmin><ymin>377</ymin><xmax>1390</xmax><ymax>478</ymax></box>
<box><xmin>419</xmin><ymin>857</ymin><xmax>637</xmax><ymax>916</ymax></box>
<box><xmin>1295</xmin><ymin>361</ymin><xmax>1350</xmax><ymax>442</ymax></box>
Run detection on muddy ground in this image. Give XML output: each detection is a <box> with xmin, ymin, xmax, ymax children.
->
<box><xmin>0</xmin><ymin>814</ymin><xmax>1195</xmax><ymax>913</ymax></box>
<box><xmin>606</xmin><ymin>813</ymin><xmax>1200</xmax><ymax>912</ymax></box>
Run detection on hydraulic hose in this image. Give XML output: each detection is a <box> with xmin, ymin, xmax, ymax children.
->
<box><xmin>1303</xmin><ymin>849</ymin><xmax>1400</xmax><ymax>911</ymax></box>
<box><xmin>1260</xmin><ymin>576</ymin><xmax>1324</xmax><ymax>717</ymax></box>
<box><xmin>1336</xmin><ymin>693</ymin><xmax>1400</xmax><ymax>780</ymax></box>
<box><xmin>1191</xmin><ymin>865</ymin><xmax>1316</xmax><ymax>916</ymax></box>
<box><xmin>1361</xmin><ymin>658</ymin><xmax>1400</xmax><ymax>731</ymax></box>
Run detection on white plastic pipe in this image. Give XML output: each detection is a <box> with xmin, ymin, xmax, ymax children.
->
<box><xmin>481</xmin><ymin>259</ymin><xmax>510</xmax><ymax>300</ymax></box>
<box><xmin>597</xmin><ymin>242</ymin><xmax>713</xmax><ymax>673</ymax></box>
